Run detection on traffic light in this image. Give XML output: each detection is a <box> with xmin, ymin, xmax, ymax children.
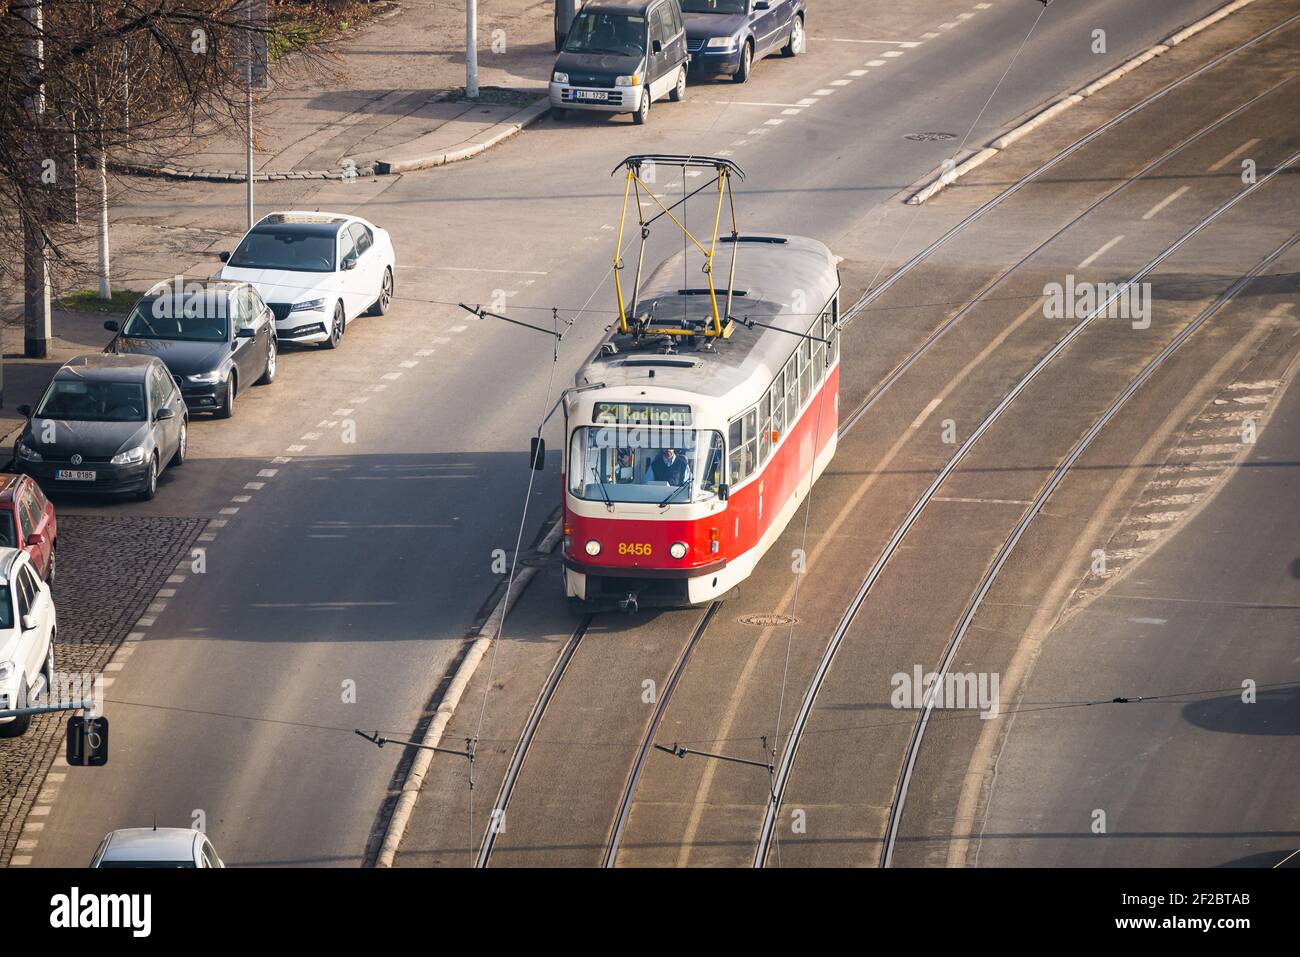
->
<box><xmin>66</xmin><ymin>715</ymin><xmax>109</xmax><ymax>766</ymax></box>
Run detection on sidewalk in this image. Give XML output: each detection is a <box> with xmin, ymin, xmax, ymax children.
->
<box><xmin>114</xmin><ymin>0</ymin><xmax>556</xmax><ymax>180</ymax></box>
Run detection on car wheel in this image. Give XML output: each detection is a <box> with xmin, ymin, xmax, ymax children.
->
<box><xmin>367</xmin><ymin>267</ymin><xmax>393</xmax><ymax>316</ymax></box>
<box><xmin>170</xmin><ymin>419</ymin><xmax>187</xmax><ymax>467</ymax></box>
<box><xmin>138</xmin><ymin>454</ymin><xmax>158</xmax><ymax>502</ymax></box>
<box><xmin>633</xmin><ymin>87</ymin><xmax>651</xmax><ymax>124</ymax></box>
<box><xmin>44</xmin><ymin>632</ymin><xmax>54</xmax><ymax>688</ymax></box>
<box><xmin>323</xmin><ymin>301</ymin><xmax>345</xmax><ymax>350</ymax></box>
<box><xmin>669</xmin><ymin>65</ymin><xmax>686</xmax><ymax>102</ymax></box>
<box><xmin>257</xmin><ymin>336</ymin><xmax>277</xmax><ymax>384</ymax></box>
<box><xmin>551</xmin><ymin>106</ymin><xmax>568</xmax><ymax>121</ymax></box>
<box><xmin>215</xmin><ymin>375</ymin><xmax>235</xmax><ymax>418</ymax></box>
<box><xmin>45</xmin><ymin>544</ymin><xmax>56</xmax><ymax>586</ymax></box>
<box><xmin>0</xmin><ymin>679</ymin><xmax>30</xmax><ymax>737</ymax></box>
<box><xmin>734</xmin><ymin>41</ymin><xmax>753</xmax><ymax>83</ymax></box>
<box><xmin>782</xmin><ymin>15</ymin><xmax>805</xmax><ymax>57</ymax></box>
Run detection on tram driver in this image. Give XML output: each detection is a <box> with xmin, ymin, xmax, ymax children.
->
<box><xmin>650</xmin><ymin>447</ymin><xmax>692</xmax><ymax>486</ymax></box>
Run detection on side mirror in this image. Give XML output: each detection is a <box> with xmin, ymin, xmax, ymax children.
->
<box><xmin>236</xmin><ymin>326</ymin><xmax>256</xmax><ymax>338</ymax></box>
<box><xmin>718</xmin><ymin>483</ymin><xmax>730</xmax><ymax>502</ymax></box>
<box><xmin>16</xmin><ymin>404</ymin><xmax>31</xmax><ymax>418</ymax></box>
<box><xmin>652</xmin><ymin>39</ymin><xmax>663</xmax><ymax>54</ymax></box>
<box><xmin>155</xmin><ymin>407</ymin><xmax>175</xmax><ymax>421</ymax></box>
<box><xmin>219</xmin><ymin>251</ymin><xmax>231</xmax><ymax>262</ymax></box>
<box><xmin>755</xmin><ymin>1</ymin><xmax>771</xmax><ymax>9</ymax></box>
<box><xmin>103</xmin><ymin>320</ymin><xmax>119</xmax><ymax>333</ymax></box>
<box><xmin>341</xmin><ymin>257</ymin><xmax>358</xmax><ymax>271</ymax></box>
<box><xmin>21</xmin><ymin>613</ymin><xmax>38</xmax><ymax>632</ymax></box>
<box><xmin>26</xmin><ymin>532</ymin><xmax>44</xmax><ymax>547</ymax></box>
<box><xmin>529</xmin><ymin>436</ymin><xmax>546</xmax><ymax>471</ymax></box>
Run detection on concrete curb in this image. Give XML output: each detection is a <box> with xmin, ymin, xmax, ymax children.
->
<box><xmin>905</xmin><ymin>0</ymin><xmax>1258</xmax><ymax>205</ymax></box>
<box><xmin>373</xmin><ymin>97</ymin><xmax>550</xmax><ymax>174</ymax></box>
<box><xmin>373</xmin><ymin>516</ymin><xmax>565</xmax><ymax>868</ymax></box>
<box><xmin>110</xmin><ymin>96</ymin><xmax>549</xmax><ymax>183</ymax></box>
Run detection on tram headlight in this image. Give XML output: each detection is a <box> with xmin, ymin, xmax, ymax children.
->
<box><xmin>585</xmin><ymin>539</ymin><xmax>602</xmax><ymax>557</ymax></box>
<box><xmin>669</xmin><ymin>542</ymin><xmax>687</xmax><ymax>560</ymax></box>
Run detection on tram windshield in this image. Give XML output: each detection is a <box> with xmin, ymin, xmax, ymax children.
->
<box><xmin>569</xmin><ymin>427</ymin><xmax>724</xmax><ymax>504</ymax></box>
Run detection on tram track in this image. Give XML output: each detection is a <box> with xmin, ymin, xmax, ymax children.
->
<box><xmin>452</xmin><ymin>14</ymin><xmax>1300</xmax><ymax>869</ymax></box>
<box><xmin>751</xmin><ymin>148</ymin><xmax>1300</xmax><ymax>866</ymax></box>
<box><xmin>878</xmin><ymin>226</ymin><xmax>1300</xmax><ymax>868</ymax></box>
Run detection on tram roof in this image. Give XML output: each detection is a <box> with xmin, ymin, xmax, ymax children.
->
<box><xmin>576</xmin><ymin>234</ymin><xmax>839</xmax><ymax>403</ymax></box>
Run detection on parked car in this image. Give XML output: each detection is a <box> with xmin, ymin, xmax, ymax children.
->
<box><xmin>549</xmin><ymin>0</ymin><xmax>689</xmax><ymax>125</ymax></box>
<box><xmin>14</xmin><ymin>354</ymin><xmax>187</xmax><ymax>502</ymax></box>
<box><xmin>682</xmin><ymin>0</ymin><xmax>805</xmax><ymax>83</ymax></box>
<box><xmin>105</xmin><ymin>278</ymin><xmax>276</xmax><ymax>418</ymax></box>
<box><xmin>0</xmin><ymin>475</ymin><xmax>58</xmax><ymax>584</ymax></box>
<box><xmin>215</xmin><ymin>211</ymin><xmax>396</xmax><ymax>350</ymax></box>
<box><xmin>90</xmin><ymin>828</ymin><xmax>225</xmax><ymax>868</ymax></box>
<box><xmin>0</xmin><ymin>547</ymin><xmax>56</xmax><ymax>738</ymax></box>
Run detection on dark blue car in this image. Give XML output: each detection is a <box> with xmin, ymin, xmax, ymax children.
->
<box><xmin>681</xmin><ymin>0</ymin><xmax>806</xmax><ymax>83</ymax></box>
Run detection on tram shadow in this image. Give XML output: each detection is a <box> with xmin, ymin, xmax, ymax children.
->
<box><xmin>1181</xmin><ymin>683</ymin><xmax>1300</xmax><ymax>737</ymax></box>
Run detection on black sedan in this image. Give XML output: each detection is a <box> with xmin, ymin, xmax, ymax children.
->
<box><xmin>105</xmin><ymin>279</ymin><xmax>276</xmax><ymax>418</ymax></box>
<box><xmin>14</xmin><ymin>354</ymin><xmax>187</xmax><ymax>501</ymax></box>
<box><xmin>682</xmin><ymin>0</ymin><xmax>806</xmax><ymax>83</ymax></box>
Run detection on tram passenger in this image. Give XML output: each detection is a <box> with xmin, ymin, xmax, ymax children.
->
<box><xmin>650</xmin><ymin>447</ymin><xmax>691</xmax><ymax>486</ymax></box>
<box><xmin>615</xmin><ymin>449</ymin><xmax>637</xmax><ymax>483</ymax></box>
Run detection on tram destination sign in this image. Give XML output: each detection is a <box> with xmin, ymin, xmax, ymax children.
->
<box><xmin>593</xmin><ymin>402</ymin><xmax>692</xmax><ymax>426</ymax></box>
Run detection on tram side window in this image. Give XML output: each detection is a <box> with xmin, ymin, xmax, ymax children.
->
<box><xmin>759</xmin><ymin>394</ymin><xmax>772</xmax><ymax>463</ymax></box>
<box><xmin>799</xmin><ymin>338</ymin><xmax>812</xmax><ymax>407</ymax></box>
<box><xmin>785</xmin><ymin>355</ymin><xmax>799</xmax><ymax>424</ymax></box>
<box><xmin>812</xmin><ymin>318</ymin><xmax>825</xmax><ymax>387</ymax></box>
<box><xmin>728</xmin><ymin>409</ymin><xmax>759</xmax><ymax>485</ymax></box>
<box><xmin>770</xmin><ymin>372</ymin><xmax>786</xmax><ymax>439</ymax></box>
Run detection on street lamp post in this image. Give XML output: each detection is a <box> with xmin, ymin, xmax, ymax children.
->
<box><xmin>466</xmin><ymin>0</ymin><xmax>479</xmax><ymax>98</ymax></box>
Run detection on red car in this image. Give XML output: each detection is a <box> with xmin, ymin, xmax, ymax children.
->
<box><xmin>0</xmin><ymin>474</ymin><xmax>58</xmax><ymax>583</ymax></box>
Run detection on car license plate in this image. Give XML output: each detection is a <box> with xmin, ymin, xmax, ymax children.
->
<box><xmin>55</xmin><ymin>469</ymin><xmax>96</xmax><ymax>481</ymax></box>
<box><xmin>576</xmin><ymin>90</ymin><xmax>609</xmax><ymax>101</ymax></box>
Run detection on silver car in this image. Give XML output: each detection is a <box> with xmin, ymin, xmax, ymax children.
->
<box><xmin>90</xmin><ymin>827</ymin><xmax>225</xmax><ymax>868</ymax></box>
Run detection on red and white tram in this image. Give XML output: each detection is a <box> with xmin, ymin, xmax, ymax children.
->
<box><xmin>561</xmin><ymin>233</ymin><xmax>841</xmax><ymax>611</ymax></box>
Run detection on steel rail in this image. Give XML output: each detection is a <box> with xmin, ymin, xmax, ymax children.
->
<box><xmin>879</xmin><ymin>226</ymin><xmax>1300</xmax><ymax>867</ymax></box>
<box><xmin>475</xmin><ymin>614</ymin><xmax>593</xmax><ymax>867</ymax></box>
<box><xmin>752</xmin><ymin>150</ymin><xmax>1300</xmax><ymax>866</ymax></box>
<box><xmin>602</xmin><ymin>601</ymin><xmax>722</xmax><ymax>867</ymax></box>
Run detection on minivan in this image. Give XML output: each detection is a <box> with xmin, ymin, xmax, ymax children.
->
<box><xmin>549</xmin><ymin>0</ymin><xmax>689</xmax><ymax>125</ymax></box>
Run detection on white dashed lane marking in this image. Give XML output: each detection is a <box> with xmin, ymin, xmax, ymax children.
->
<box><xmin>1077</xmin><ymin>235</ymin><xmax>1124</xmax><ymax>269</ymax></box>
<box><xmin>1208</xmin><ymin>138</ymin><xmax>1261</xmax><ymax>172</ymax></box>
<box><xmin>1142</xmin><ymin>185</ymin><xmax>1190</xmax><ymax>220</ymax></box>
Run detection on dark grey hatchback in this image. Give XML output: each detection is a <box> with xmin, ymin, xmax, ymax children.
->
<box><xmin>104</xmin><ymin>279</ymin><xmax>276</xmax><ymax>418</ymax></box>
<box><xmin>14</xmin><ymin>355</ymin><xmax>187</xmax><ymax>501</ymax></box>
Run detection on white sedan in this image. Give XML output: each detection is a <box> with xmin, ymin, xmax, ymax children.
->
<box><xmin>90</xmin><ymin>827</ymin><xmax>225</xmax><ymax>868</ymax></box>
<box><xmin>0</xmin><ymin>547</ymin><xmax>56</xmax><ymax>738</ymax></box>
<box><xmin>216</xmin><ymin>210</ymin><xmax>396</xmax><ymax>349</ymax></box>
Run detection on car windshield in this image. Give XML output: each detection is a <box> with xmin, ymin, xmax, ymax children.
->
<box><xmin>681</xmin><ymin>0</ymin><xmax>747</xmax><ymax>13</ymax></box>
<box><xmin>565</xmin><ymin>12</ymin><xmax>646</xmax><ymax>56</ymax></box>
<box><xmin>0</xmin><ymin>585</ymin><xmax>11</xmax><ymax>630</ymax></box>
<box><xmin>98</xmin><ymin>861</ymin><xmax>196</xmax><ymax>868</ymax></box>
<box><xmin>228</xmin><ymin>227</ymin><xmax>336</xmax><ymax>273</ymax></box>
<box><xmin>569</xmin><ymin>427</ymin><xmax>724</xmax><ymax>504</ymax></box>
<box><xmin>35</xmin><ymin>380</ymin><xmax>148</xmax><ymax>422</ymax></box>
<box><xmin>121</xmin><ymin>296</ymin><xmax>229</xmax><ymax>342</ymax></box>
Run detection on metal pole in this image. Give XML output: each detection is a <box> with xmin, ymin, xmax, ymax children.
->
<box><xmin>466</xmin><ymin>0</ymin><xmax>479</xmax><ymax>98</ymax></box>
<box><xmin>19</xmin><ymin>0</ymin><xmax>52</xmax><ymax>360</ymax></box>
<box><xmin>246</xmin><ymin>44</ymin><xmax>254</xmax><ymax>229</ymax></box>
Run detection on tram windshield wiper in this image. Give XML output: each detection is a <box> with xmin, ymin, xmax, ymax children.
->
<box><xmin>591</xmin><ymin>467</ymin><xmax>615</xmax><ymax>511</ymax></box>
<box><xmin>658</xmin><ymin>480</ymin><xmax>691</xmax><ymax>509</ymax></box>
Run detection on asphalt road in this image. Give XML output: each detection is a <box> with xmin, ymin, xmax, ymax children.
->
<box><xmin>23</xmin><ymin>0</ymin><xmax>1277</xmax><ymax>867</ymax></box>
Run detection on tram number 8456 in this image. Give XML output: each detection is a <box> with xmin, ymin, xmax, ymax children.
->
<box><xmin>618</xmin><ymin>543</ymin><xmax>652</xmax><ymax>556</ymax></box>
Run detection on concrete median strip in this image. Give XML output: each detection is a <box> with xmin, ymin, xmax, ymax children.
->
<box><xmin>905</xmin><ymin>0</ymin><xmax>1259</xmax><ymax>205</ymax></box>
<box><xmin>373</xmin><ymin>516</ymin><xmax>564</xmax><ymax>868</ymax></box>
